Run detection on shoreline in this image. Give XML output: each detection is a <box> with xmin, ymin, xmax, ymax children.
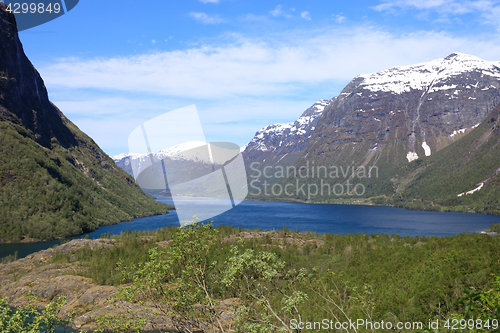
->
<box><xmin>158</xmin><ymin>195</ymin><xmax>500</xmax><ymax>235</ymax></box>
<box><xmin>0</xmin><ymin>209</ymin><xmax>173</xmax><ymax>244</ymax></box>
<box><xmin>243</xmin><ymin>194</ymin><xmax>500</xmax><ymax>216</ymax></box>
<box><xmin>5</xmin><ymin>194</ymin><xmax>498</xmax><ymax>245</ymax></box>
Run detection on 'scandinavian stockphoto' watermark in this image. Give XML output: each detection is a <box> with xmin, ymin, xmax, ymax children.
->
<box><xmin>249</xmin><ymin>161</ymin><xmax>378</xmax><ymax>199</ymax></box>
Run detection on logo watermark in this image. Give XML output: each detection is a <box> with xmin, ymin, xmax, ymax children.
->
<box><xmin>290</xmin><ymin>318</ymin><xmax>499</xmax><ymax>331</ymax></box>
<box><xmin>126</xmin><ymin>105</ymin><xmax>248</xmax><ymax>225</ymax></box>
<box><xmin>2</xmin><ymin>0</ymin><xmax>79</xmax><ymax>31</ymax></box>
<box><xmin>248</xmin><ymin>161</ymin><xmax>378</xmax><ymax>199</ymax></box>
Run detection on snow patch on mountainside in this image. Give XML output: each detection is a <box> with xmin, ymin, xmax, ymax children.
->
<box><xmin>450</xmin><ymin>128</ymin><xmax>467</xmax><ymax>137</ymax></box>
<box><xmin>450</xmin><ymin>123</ymin><xmax>481</xmax><ymax>137</ymax></box>
<box><xmin>406</xmin><ymin>152</ymin><xmax>418</xmax><ymax>162</ymax></box>
<box><xmin>421</xmin><ymin>142</ymin><xmax>431</xmax><ymax>156</ymax></box>
<box><xmin>458</xmin><ymin>182</ymin><xmax>484</xmax><ymax>197</ymax></box>
<box><xmin>358</xmin><ymin>53</ymin><xmax>500</xmax><ymax>95</ymax></box>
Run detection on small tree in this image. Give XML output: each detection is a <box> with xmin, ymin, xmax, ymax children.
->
<box><xmin>0</xmin><ymin>294</ymin><xmax>72</xmax><ymax>333</ymax></box>
<box><xmin>116</xmin><ymin>217</ymin><xmax>227</xmax><ymax>333</ymax></box>
<box><xmin>458</xmin><ymin>275</ymin><xmax>500</xmax><ymax>332</ymax></box>
<box><xmin>221</xmin><ymin>245</ymin><xmax>308</xmax><ymax>333</ymax></box>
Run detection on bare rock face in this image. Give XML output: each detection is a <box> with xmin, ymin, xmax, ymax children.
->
<box><xmin>243</xmin><ymin>99</ymin><xmax>335</xmax><ymax>187</ymax></box>
<box><xmin>0</xmin><ymin>2</ymin><xmax>78</xmax><ymax>148</ymax></box>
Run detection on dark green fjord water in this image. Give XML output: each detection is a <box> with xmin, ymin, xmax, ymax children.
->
<box><xmin>1</xmin><ymin>199</ymin><xmax>500</xmax><ymax>260</ymax></box>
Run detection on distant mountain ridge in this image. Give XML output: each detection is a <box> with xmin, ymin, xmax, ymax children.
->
<box><xmin>244</xmin><ymin>99</ymin><xmax>334</xmax><ymax>154</ymax></box>
<box><xmin>0</xmin><ymin>3</ymin><xmax>171</xmax><ymax>242</ymax></box>
<box><xmin>242</xmin><ymin>99</ymin><xmax>334</xmax><ymax>186</ymax></box>
<box><xmin>113</xmin><ymin>141</ymin><xmax>208</xmax><ymax>178</ymax></box>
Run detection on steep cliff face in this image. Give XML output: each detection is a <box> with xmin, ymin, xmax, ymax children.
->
<box><xmin>0</xmin><ymin>5</ymin><xmax>78</xmax><ymax>149</ymax></box>
<box><xmin>0</xmin><ymin>3</ymin><xmax>171</xmax><ymax>242</ymax></box>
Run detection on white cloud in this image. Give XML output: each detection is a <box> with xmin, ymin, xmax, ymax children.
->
<box><xmin>372</xmin><ymin>0</ymin><xmax>500</xmax><ymax>28</ymax></box>
<box><xmin>333</xmin><ymin>14</ymin><xmax>346</xmax><ymax>23</ymax></box>
<box><xmin>270</xmin><ymin>5</ymin><xmax>283</xmax><ymax>16</ymax></box>
<box><xmin>41</xmin><ymin>27</ymin><xmax>500</xmax><ymax>101</ymax></box>
<box><xmin>200</xmin><ymin>0</ymin><xmax>220</xmax><ymax>3</ymax></box>
<box><xmin>41</xmin><ymin>25</ymin><xmax>500</xmax><ymax>154</ymax></box>
<box><xmin>240</xmin><ymin>13</ymin><xmax>270</xmax><ymax>22</ymax></box>
<box><xmin>301</xmin><ymin>11</ymin><xmax>312</xmax><ymax>21</ymax></box>
<box><xmin>270</xmin><ymin>5</ymin><xmax>293</xmax><ymax>18</ymax></box>
<box><xmin>54</xmin><ymin>97</ymin><xmax>174</xmax><ymax>117</ymax></box>
<box><xmin>151</xmin><ymin>39</ymin><xmax>157</xmax><ymax>44</ymax></box>
<box><xmin>189</xmin><ymin>12</ymin><xmax>225</xmax><ymax>24</ymax></box>
<box><xmin>373</xmin><ymin>0</ymin><xmax>450</xmax><ymax>11</ymax></box>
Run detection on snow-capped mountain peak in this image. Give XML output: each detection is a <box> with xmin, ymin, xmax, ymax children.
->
<box><xmin>112</xmin><ymin>141</ymin><xmax>211</xmax><ymax>178</ymax></box>
<box><xmin>112</xmin><ymin>141</ymin><xmax>207</xmax><ymax>163</ymax></box>
<box><xmin>245</xmin><ymin>99</ymin><xmax>333</xmax><ymax>152</ymax></box>
<box><xmin>357</xmin><ymin>53</ymin><xmax>500</xmax><ymax>95</ymax></box>
<box><xmin>156</xmin><ymin>141</ymin><xmax>207</xmax><ymax>160</ymax></box>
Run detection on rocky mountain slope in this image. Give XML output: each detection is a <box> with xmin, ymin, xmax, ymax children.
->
<box><xmin>0</xmin><ymin>3</ymin><xmax>171</xmax><ymax>242</ymax></box>
<box><xmin>310</xmin><ymin>53</ymin><xmax>500</xmax><ymax>165</ymax></box>
<box><xmin>244</xmin><ymin>53</ymin><xmax>500</xmax><ymax>211</ymax></box>
<box><xmin>242</xmin><ymin>99</ymin><xmax>334</xmax><ymax>185</ymax></box>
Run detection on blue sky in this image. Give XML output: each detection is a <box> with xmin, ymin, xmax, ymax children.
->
<box><xmin>14</xmin><ymin>0</ymin><xmax>500</xmax><ymax>155</ymax></box>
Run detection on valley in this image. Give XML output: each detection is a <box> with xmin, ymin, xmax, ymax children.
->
<box><xmin>1</xmin><ymin>1</ymin><xmax>500</xmax><ymax>332</ymax></box>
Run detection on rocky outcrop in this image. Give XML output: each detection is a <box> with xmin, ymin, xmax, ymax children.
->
<box><xmin>0</xmin><ymin>239</ymin><xmax>239</xmax><ymax>332</ymax></box>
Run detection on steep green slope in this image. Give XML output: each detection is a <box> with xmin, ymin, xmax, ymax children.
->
<box><xmin>391</xmin><ymin>103</ymin><xmax>500</xmax><ymax>214</ymax></box>
<box><xmin>0</xmin><ymin>4</ymin><xmax>172</xmax><ymax>241</ymax></box>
